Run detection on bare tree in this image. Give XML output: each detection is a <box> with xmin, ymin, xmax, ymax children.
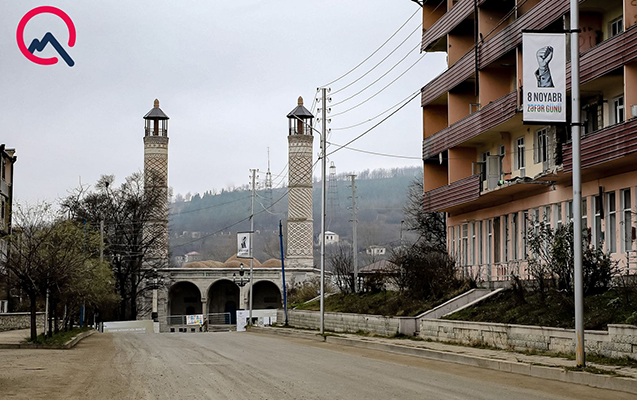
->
<box><xmin>61</xmin><ymin>172</ymin><xmax>166</xmax><ymax>320</ymax></box>
<box><xmin>329</xmin><ymin>243</ymin><xmax>354</xmax><ymax>293</ymax></box>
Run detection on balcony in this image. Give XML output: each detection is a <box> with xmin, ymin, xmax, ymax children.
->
<box><xmin>422</xmin><ymin>91</ymin><xmax>517</xmax><ymax>160</ymax></box>
<box><xmin>421</xmin><ymin>0</ymin><xmax>474</xmax><ymax>52</ymax></box>
<box><xmin>423</xmin><ymin>174</ymin><xmax>481</xmax><ymax>212</ymax></box>
<box><xmin>563</xmin><ymin>118</ymin><xmax>637</xmax><ymax>173</ymax></box>
<box><xmin>567</xmin><ymin>24</ymin><xmax>637</xmax><ymax>88</ymax></box>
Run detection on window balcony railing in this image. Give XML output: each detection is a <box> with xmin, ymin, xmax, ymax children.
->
<box><xmin>423</xmin><ymin>174</ymin><xmax>481</xmax><ymax>212</ymax></box>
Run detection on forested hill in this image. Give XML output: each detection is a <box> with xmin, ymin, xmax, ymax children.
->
<box><xmin>169</xmin><ymin>166</ymin><xmax>422</xmax><ymax>263</ymax></box>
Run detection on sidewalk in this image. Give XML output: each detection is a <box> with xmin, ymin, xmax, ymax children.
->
<box><xmin>0</xmin><ymin>328</ymin><xmax>44</xmax><ymax>348</ymax></box>
<box><xmin>249</xmin><ymin>326</ymin><xmax>637</xmax><ymax>395</ymax></box>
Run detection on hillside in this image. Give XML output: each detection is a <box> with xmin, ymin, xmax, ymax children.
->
<box><xmin>169</xmin><ymin>166</ymin><xmax>422</xmax><ymax>265</ymax></box>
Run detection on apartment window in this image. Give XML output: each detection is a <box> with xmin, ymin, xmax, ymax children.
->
<box><xmin>478</xmin><ymin>221</ymin><xmax>483</xmax><ymax>265</ymax></box>
<box><xmin>487</xmin><ymin>220</ymin><xmax>492</xmax><ymax>265</ymax></box>
<box><xmin>555</xmin><ymin>203</ymin><xmax>562</xmax><ymax>228</ymax></box>
<box><xmin>450</xmin><ymin>226</ymin><xmax>456</xmax><ymax>259</ymax></box>
<box><xmin>494</xmin><ymin>217</ymin><xmax>501</xmax><ymax>263</ymax></box>
<box><xmin>0</xmin><ymin>198</ymin><xmax>4</xmax><ymax>220</ymax></box>
<box><xmin>594</xmin><ymin>195</ymin><xmax>603</xmax><ymax>249</ymax></box>
<box><xmin>622</xmin><ymin>189</ymin><xmax>632</xmax><ymax>252</ymax></box>
<box><xmin>535</xmin><ymin>128</ymin><xmax>548</xmax><ymax>164</ymax></box>
<box><xmin>504</xmin><ymin>215</ymin><xmax>509</xmax><ymax>262</ymax></box>
<box><xmin>582</xmin><ymin>197</ymin><xmax>588</xmax><ymax>232</ymax></box>
<box><xmin>480</xmin><ymin>151</ymin><xmax>491</xmax><ymax>181</ymax></box>
<box><xmin>523</xmin><ymin>210</ymin><xmax>529</xmax><ymax>259</ymax></box>
<box><xmin>515</xmin><ymin>137</ymin><xmax>525</xmax><ymax>172</ymax></box>
<box><xmin>608</xmin><ymin>192</ymin><xmax>617</xmax><ymax>253</ymax></box>
<box><xmin>1</xmin><ymin>157</ymin><xmax>5</xmax><ymax>181</ymax></box>
<box><xmin>612</xmin><ymin>96</ymin><xmax>625</xmax><ymax>125</ymax></box>
<box><xmin>471</xmin><ymin>222</ymin><xmax>476</xmax><ymax>265</ymax></box>
<box><xmin>567</xmin><ymin>201</ymin><xmax>573</xmax><ymax>221</ymax></box>
<box><xmin>543</xmin><ymin>205</ymin><xmax>552</xmax><ymax>227</ymax></box>
<box><xmin>512</xmin><ymin>213</ymin><xmax>518</xmax><ymax>260</ymax></box>
<box><xmin>610</xmin><ymin>17</ymin><xmax>623</xmax><ymax>38</ymax></box>
<box><xmin>462</xmin><ymin>223</ymin><xmax>468</xmax><ymax>267</ymax></box>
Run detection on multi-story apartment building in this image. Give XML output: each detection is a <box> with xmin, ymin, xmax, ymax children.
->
<box><xmin>0</xmin><ymin>145</ymin><xmax>16</xmax><ymax>313</ymax></box>
<box><xmin>419</xmin><ymin>0</ymin><xmax>637</xmax><ymax>281</ymax></box>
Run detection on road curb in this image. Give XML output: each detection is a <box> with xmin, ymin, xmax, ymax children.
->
<box><xmin>251</xmin><ymin>328</ymin><xmax>637</xmax><ymax>395</ymax></box>
<box><xmin>0</xmin><ymin>329</ymin><xmax>96</xmax><ymax>350</ymax></box>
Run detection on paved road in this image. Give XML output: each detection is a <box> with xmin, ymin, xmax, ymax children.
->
<box><xmin>0</xmin><ymin>331</ymin><xmax>632</xmax><ymax>399</ymax></box>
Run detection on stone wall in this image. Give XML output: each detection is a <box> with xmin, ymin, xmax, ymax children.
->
<box><xmin>278</xmin><ymin>309</ymin><xmax>416</xmax><ymax>336</ymax></box>
<box><xmin>420</xmin><ymin>318</ymin><xmax>637</xmax><ymax>359</ymax></box>
<box><xmin>0</xmin><ymin>312</ymin><xmax>45</xmax><ymax>332</ymax></box>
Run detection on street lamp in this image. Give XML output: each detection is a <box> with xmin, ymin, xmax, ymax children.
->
<box><xmin>233</xmin><ymin>263</ymin><xmax>250</xmax><ymax>287</ymax></box>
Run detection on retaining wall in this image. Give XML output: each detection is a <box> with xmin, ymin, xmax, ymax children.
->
<box><xmin>0</xmin><ymin>312</ymin><xmax>45</xmax><ymax>332</ymax></box>
<box><xmin>278</xmin><ymin>309</ymin><xmax>416</xmax><ymax>336</ymax></box>
<box><xmin>420</xmin><ymin>319</ymin><xmax>637</xmax><ymax>359</ymax></box>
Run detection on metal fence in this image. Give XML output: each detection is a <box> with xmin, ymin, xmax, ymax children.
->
<box><xmin>167</xmin><ymin>312</ymin><xmax>232</xmax><ymax>326</ymax></box>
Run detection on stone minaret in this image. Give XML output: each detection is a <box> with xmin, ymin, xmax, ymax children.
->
<box><xmin>143</xmin><ymin>99</ymin><xmax>169</xmax><ymax>267</ymax></box>
<box><xmin>286</xmin><ymin>97</ymin><xmax>314</xmax><ymax>268</ymax></box>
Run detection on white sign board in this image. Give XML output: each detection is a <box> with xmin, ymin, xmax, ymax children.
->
<box><xmin>103</xmin><ymin>320</ymin><xmax>154</xmax><ymax>334</ymax></box>
<box><xmin>236</xmin><ymin>309</ymin><xmax>278</xmax><ymax>332</ymax></box>
<box><xmin>523</xmin><ymin>33</ymin><xmax>566</xmax><ymax>123</ymax></box>
<box><xmin>237</xmin><ymin>231</ymin><xmax>252</xmax><ymax>258</ymax></box>
<box><xmin>186</xmin><ymin>314</ymin><xmax>204</xmax><ymax>325</ymax></box>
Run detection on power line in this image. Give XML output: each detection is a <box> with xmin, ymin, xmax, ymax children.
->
<box><xmin>326</xmin><ymin>141</ymin><xmax>421</xmax><ymax>160</ymax></box>
<box><xmin>330</xmin><ymin>51</ymin><xmax>426</xmax><ymax>117</ymax></box>
<box><xmin>320</xmin><ymin>8</ymin><xmax>421</xmax><ymax>88</ymax></box>
<box><xmin>327</xmin><ymin>90</ymin><xmax>420</xmax><ymax>157</ymax></box>
<box><xmin>331</xmin><ymin>89</ymin><xmax>420</xmax><ymax>131</ymax></box>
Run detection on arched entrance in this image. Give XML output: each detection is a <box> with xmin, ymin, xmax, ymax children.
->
<box><xmin>208</xmin><ymin>280</ymin><xmax>240</xmax><ymax>324</ymax></box>
<box><xmin>168</xmin><ymin>282</ymin><xmax>202</xmax><ymax>317</ymax></box>
<box><xmin>252</xmin><ymin>281</ymin><xmax>282</xmax><ymax>309</ymax></box>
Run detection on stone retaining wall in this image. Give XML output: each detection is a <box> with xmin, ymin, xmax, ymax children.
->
<box><xmin>278</xmin><ymin>309</ymin><xmax>416</xmax><ymax>336</ymax></box>
<box><xmin>0</xmin><ymin>312</ymin><xmax>45</xmax><ymax>332</ymax></box>
<box><xmin>420</xmin><ymin>318</ymin><xmax>637</xmax><ymax>359</ymax></box>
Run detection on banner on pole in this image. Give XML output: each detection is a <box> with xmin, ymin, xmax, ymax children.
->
<box><xmin>523</xmin><ymin>32</ymin><xmax>566</xmax><ymax>123</ymax></box>
<box><xmin>237</xmin><ymin>231</ymin><xmax>252</xmax><ymax>258</ymax></box>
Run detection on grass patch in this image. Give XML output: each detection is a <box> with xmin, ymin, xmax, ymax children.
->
<box><xmin>444</xmin><ymin>288</ymin><xmax>637</xmax><ymax>330</ymax></box>
<box><xmin>293</xmin><ymin>288</ymin><xmax>468</xmax><ymax>317</ymax></box>
<box><xmin>27</xmin><ymin>327</ymin><xmax>91</xmax><ymax>346</ymax></box>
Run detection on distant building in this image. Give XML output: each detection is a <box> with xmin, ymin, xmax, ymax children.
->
<box><xmin>318</xmin><ymin>231</ymin><xmax>340</xmax><ymax>246</ymax></box>
<box><xmin>366</xmin><ymin>245</ymin><xmax>386</xmax><ymax>256</ymax></box>
<box><xmin>0</xmin><ymin>145</ymin><xmax>16</xmax><ymax>313</ymax></box>
<box><xmin>184</xmin><ymin>251</ymin><xmax>202</xmax><ymax>263</ymax></box>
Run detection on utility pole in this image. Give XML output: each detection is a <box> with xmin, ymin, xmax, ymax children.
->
<box><xmin>348</xmin><ymin>175</ymin><xmax>358</xmax><ymax>292</ymax></box>
<box><xmin>570</xmin><ymin>0</ymin><xmax>585</xmax><ymax>367</ymax></box>
<box><xmin>249</xmin><ymin>168</ymin><xmax>258</xmax><ymax>325</ymax></box>
<box><xmin>320</xmin><ymin>87</ymin><xmax>328</xmax><ymax>335</ymax></box>
<box><xmin>279</xmin><ymin>220</ymin><xmax>288</xmax><ymax>325</ymax></box>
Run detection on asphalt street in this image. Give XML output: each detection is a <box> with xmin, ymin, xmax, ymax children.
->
<box><xmin>0</xmin><ymin>331</ymin><xmax>632</xmax><ymax>399</ymax></box>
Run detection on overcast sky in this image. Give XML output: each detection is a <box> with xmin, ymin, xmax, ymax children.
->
<box><xmin>1</xmin><ymin>1</ymin><xmax>446</xmax><ymax>203</ymax></box>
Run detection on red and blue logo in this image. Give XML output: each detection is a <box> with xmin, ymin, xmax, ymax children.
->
<box><xmin>16</xmin><ymin>6</ymin><xmax>76</xmax><ymax>67</ymax></box>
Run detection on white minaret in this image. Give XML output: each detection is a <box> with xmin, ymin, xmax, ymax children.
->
<box><xmin>143</xmin><ymin>99</ymin><xmax>169</xmax><ymax>268</ymax></box>
<box><xmin>286</xmin><ymin>96</ymin><xmax>314</xmax><ymax>268</ymax></box>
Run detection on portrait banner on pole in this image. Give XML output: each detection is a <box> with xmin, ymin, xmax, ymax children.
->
<box><xmin>237</xmin><ymin>231</ymin><xmax>252</xmax><ymax>258</ymax></box>
<box><xmin>522</xmin><ymin>32</ymin><xmax>566</xmax><ymax>123</ymax></box>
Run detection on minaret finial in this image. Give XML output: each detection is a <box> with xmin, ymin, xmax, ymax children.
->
<box><xmin>298</xmin><ymin>96</ymin><xmax>303</xmax><ymax>106</ymax></box>
<box><xmin>154</xmin><ymin>99</ymin><xmax>160</xmax><ymax>108</ymax></box>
